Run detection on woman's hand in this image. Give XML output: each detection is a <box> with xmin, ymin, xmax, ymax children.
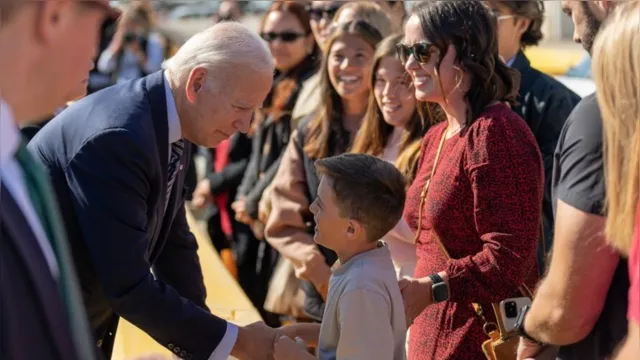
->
<box><xmin>398</xmin><ymin>276</ymin><xmax>433</xmax><ymax>327</ymax></box>
<box><xmin>192</xmin><ymin>179</ymin><xmax>213</xmax><ymax>209</ymax></box>
<box><xmin>251</xmin><ymin>220</ymin><xmax>265</xmax><ymax>240</ymax></box>
<box><xmin>232</xmin><ymin>198</ymin><xmax>252</xmax><ymax>225</ymax></box>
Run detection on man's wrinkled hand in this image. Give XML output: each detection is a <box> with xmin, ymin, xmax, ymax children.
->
<box><xmin>231</xmin><ymin>321</ymin><xmax>278</xmax><ymax>360</ymax></box>
<box><xmin>517</xmin><ymin>337</ymin><xmax>558</xmax><ymax>360</ymax></box>
<box><xmin>273</xmin><ymin>335</ymin><xmax>310</xmax><ymax>360</ymax></box>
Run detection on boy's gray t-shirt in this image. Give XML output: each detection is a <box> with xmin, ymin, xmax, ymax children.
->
<box><xmin>317</xmin><ymin>242</ymin><xmax>407</xmax><ymax>360</ymax></box>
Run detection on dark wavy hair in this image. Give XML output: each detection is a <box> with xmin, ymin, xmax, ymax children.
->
<box><xmin>257</xmin><ymin>1</ymin><xmax>320</xmax><ymax>123</ymax></box>
<box><xmin>412</xmin><ymin>0</ymin><xmax>520</xmax><ymax>125</ymax></box>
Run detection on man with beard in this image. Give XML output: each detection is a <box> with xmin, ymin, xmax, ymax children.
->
<box><xmin>515</xmin><ymin>1</ymin><xmax>629</xmax><ymax>359</ymax></box>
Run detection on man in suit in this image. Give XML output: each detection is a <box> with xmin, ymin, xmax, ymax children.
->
<box><xmin>0</xmin><ymin>1</ymin><xmax>120</xmax><ymax>359</ymax></box>
<box><xmin>29</xmin><ymin>22</ymin><xmax>277</xmax><ymax>360</ymax></box>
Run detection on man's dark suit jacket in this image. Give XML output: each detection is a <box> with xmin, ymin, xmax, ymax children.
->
<box><xmin>0</xmin><ymin>186</ymin><xmax>79</xmax><ymax>360</ymax></box>
<box><xmin>28</xmin><ymin>71</ymin><xmax>228</xmax><ymax>360</ymax></box>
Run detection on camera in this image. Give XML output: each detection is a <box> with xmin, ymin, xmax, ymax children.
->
<box><xmin>504</xmin><ymin>301</ymin><xmax>519</xmax><ymax>318</ymax></box>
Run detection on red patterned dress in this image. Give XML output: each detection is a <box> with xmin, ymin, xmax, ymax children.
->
<box><xmin>404</xmin><ymin>103</ymin><xmax>543</xmax><ymax>359</ymax></box>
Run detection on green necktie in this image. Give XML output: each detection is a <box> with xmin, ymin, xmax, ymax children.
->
<box><xmin>14</xmin><ymin>141</ymin><xmax>96</xmax><ymax>360</ymax></box>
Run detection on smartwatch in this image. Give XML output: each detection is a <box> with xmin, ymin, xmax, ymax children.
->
<box><xmin>428</xmin><ymin>274</ymin><xmax>449</xmax><ymax>303</ymax></box>
<box><xmin>515</xmin><ymin>305</ymin><xmax>544</xmax><ymax>346</ymax></box>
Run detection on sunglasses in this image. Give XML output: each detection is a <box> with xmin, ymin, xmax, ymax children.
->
<box><xmin>306</xmin><ymin>5</ymin><xmax>341</xmax><ymax>22</ymax></box>
<box><xmin>260</xmin><ymin>31</ymin><xmax>307</xmax><ymax>43</ymax></box>
<box><xmin>396</xmin><ymin>43</ymin><xmax>438</xmax><ymax>65</ymax></box>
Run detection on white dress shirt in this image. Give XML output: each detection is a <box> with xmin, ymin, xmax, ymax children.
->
<box><xmin>162</xmin><ymin>75</ymin><xmax>239</xmax><ymax>359</ymax></box>
<box><xmin>0</xmin><ymin>99</ymin><xmax>59</xmax><ymax>278</ymax></box>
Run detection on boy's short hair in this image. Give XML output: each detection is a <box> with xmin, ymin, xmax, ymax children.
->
<box><xmin>489</xmin><ymin>0</ymin><xmax>545</xmax><ymax>47</ymax></box>
<box><xmin>315</xmin><ymin>153</ymin><xmax>406</xmax><ymax>243</ymax></box>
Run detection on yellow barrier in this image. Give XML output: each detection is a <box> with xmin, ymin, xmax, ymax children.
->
<box><xmin>525</xmin><ymin>46</ymin><xmax>587</xmax><ymax>76</ymax></box>
<box><xmin>112</xmin><ymin>208</ymin><xmax>262</xmax><ymax>359</ymax></box>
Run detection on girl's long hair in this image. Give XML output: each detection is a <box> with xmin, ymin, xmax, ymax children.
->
<box><xmin>303</xmin><ymin>20</ymin><xmax>384</xmax><ymax>159</ymax></box>
<box><xmin>592</xmin><ymin>0</ymin><xmax>640</xmax><ymax>256</ymax></box>
<box><xmin>351</xmin><ymin>33</ymin><xmax>437</xmax><ymax>183</ymax></box>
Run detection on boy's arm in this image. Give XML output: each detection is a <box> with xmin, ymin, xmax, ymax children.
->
<box><xmin>279</xmin><ymin>323</ymin><xmax>322</xmax><ymax>347</ymax></box>
<box><xmin>274</xmin><ymin>336</ymin><xmax>317</xmax><ymax>360</ymax></box>
<box><xmin>337</xmin><ymin>289</ymin><xmax>395</xmax><ymax>360</ymax></box>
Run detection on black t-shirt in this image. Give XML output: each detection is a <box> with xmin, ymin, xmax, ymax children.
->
<box><xmin>551</xmin><ymin>93</ymin><xmax>629</xmax><ymax>359</ymax></box>
<box><xmin>551</xmin><ymin>93</ymin><xmax>605</xmax><ymax>216</ymax></box>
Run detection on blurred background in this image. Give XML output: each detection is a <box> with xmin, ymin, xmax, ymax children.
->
<box><xmin>106</xmin><ymin>0</ymin><xmax>593</xmax><ymax>97</ymax></box>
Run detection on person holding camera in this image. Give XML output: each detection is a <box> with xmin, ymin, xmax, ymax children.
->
<box><xmin>97</xmin><ymin>6</ymin><xmax>164</xmax><ymax>85</ymax></box>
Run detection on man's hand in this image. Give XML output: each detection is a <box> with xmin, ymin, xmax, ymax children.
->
<box><xmin>192</xmin><ymin>179</ymin><xmax>213</xmax><ymax>209</ymax></box>
<box><xmin>231</xmin><ymin>321</ymin><xmax>278</xmax><ymax>360</ymax></box>
<box><xmin>273</xmin><ymin>335</ymin><xmax>313</xmax><ymax>360</ymax></box>
<box><xmin>232</xmin><ymin>198</ymin><xmax>252</xmax><ymax>225</ymax></box>
<box><xmin>398</xmin><ymin>276</ymin><xmax>433</xmax><ymax>327</ymax></box>
<box><xmin>517</xmin><ymin>338</ymin><xmax>558</xmax><ymax>360</ymax></box>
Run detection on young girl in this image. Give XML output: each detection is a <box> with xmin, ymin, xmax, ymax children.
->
<box><xmin>265</xmin><ymin>20</ymin><xmax>384</xmax><ymax>322</ymax></box>
<box><xmin>351</xmin><ymin>33</ymin><xmax>434</xmax><ymax>279</ymax></box>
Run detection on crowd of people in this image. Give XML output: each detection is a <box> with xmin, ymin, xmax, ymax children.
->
<box><xmin>0</xmin><ymin>1</ymin><xmax>638</xmax><ymax>360</ymax></box>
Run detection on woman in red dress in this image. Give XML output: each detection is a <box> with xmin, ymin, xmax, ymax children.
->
<box><xmin>396</xmin><ymin>2</ymin><xmax>543</xmax><ymax>359</ymax></box>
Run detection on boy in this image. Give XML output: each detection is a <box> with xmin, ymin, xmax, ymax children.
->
<box><xmin>274</xmin><ymin>153</ymin><xmax>408</xmax><ymax>360</ymax></box>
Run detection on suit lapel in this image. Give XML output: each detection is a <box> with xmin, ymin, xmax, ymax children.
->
<box><xmin>0</xmin><ymin>185</ymin><xmax>72</xmax><ymax>358</ymax></box>
<box><xmin>150</xmin><ymin>142</ymin><xmax>192</xmax><ymax>261</ymax></box>
<box><xmin>145</xmin><ymin>71</ymin><xmax>169</xmax><ymax>252</ymax></box>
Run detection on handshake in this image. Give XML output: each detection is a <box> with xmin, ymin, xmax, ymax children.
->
<box><xmin>232</xmin><ymin>322</ymin><xmax>321</xmax><ymax>360</ymax></box>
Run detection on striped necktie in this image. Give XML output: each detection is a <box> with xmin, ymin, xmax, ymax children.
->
<box><xmin>165</xmin><ymin>139</ymin><xmax>184</xmax><ymax>211</ymax></box>
<box><xmin>14</xmin><ymin>141</ymin><xmax>96</xmax><ymax>360</ymax></box>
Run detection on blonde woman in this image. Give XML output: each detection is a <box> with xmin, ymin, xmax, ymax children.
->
<box><xmin>592</xmin><ymin>2</ymin><xmax>640</xmax><ymax>359</ymax></box>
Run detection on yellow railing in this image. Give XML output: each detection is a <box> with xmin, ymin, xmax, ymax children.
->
<box><xmin>112</xmin><ymin>208</ymin><xmax>262</xmax><ymax>359</ymax></box>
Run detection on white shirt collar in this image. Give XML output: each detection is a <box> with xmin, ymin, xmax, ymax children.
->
<box><xmin>163</xmin><ymin>73</ymin><xmax>182</xmax><ymax>144</ymax></box>
<box><xmin>0</xmin><ymin>99</ymin><xmax>20</xmax><ymax>168</ymax></box>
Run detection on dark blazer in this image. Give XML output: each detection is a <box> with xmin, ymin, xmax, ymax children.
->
<box><xmin>0</xmin><ymin>186</ymin><xmax>79</xmax><ymax>360</ymax></box>
<box><xmin>511</xmin><ymin>51</ymin><xmax>581</xmax><ymax>273</ymax></box>
<box><xmin>28</xmin><ymin>71</ymin><xmax>228</xmax><ymax>360</ymax></box>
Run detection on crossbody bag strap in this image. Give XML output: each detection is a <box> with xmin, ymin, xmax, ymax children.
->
<box><xmin>415</xmin><ymin>126</ymin><xmax>533</xmax><ymax>336</ymax></box>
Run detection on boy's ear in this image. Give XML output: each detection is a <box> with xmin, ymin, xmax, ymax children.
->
<box><xmin>346</xmin><ymin>220</ymin><xmax>366</xmax><ymax>240</ymax></box>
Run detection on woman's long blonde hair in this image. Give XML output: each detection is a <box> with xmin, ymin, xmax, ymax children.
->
<box><xmin>592</xmin><ymin>0</ymin><xmax>640</xmax><ymax>256</ymax></box>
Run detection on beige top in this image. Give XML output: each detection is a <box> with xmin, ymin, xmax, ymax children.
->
<box><xmin>379</xmin><ymin>127</ymin><xmax>417</xmax><ymax>278</ymax></box>
<box><xmin>291</xmin><ymin>72</ymin><xmax>321</xmax><ymax>127</ymax></box>
<box><xmin>317</xmin><ymin>243</ymin><xmax>407</xmax><ymax>360</ymax></box>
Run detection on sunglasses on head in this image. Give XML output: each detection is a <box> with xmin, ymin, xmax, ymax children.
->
<box><xmin>260</xmin><ymin>31</ymin><xmax>307</xmax><ymax>43</ymax></box>
<box><xmin>306</xmin><ymin>5</ymin><xmax>341</xmax><ymax>22</ymax></box>
<box><xmin>396</xmin><ymin>43</ymin><xmax>437</xmax><ymax>65</ymax></box>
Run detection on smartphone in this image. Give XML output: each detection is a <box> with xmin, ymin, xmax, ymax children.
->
<box><xmin>499</xmin><ymin>297</ymin><xmax>532</xmax><ymax>333</ymax></box>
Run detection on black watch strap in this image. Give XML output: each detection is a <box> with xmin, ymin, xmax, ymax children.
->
<box><xmin>516</xmin><ymin>305</ymin><xmax>544</xmax><ymax>346</ymax></box>
<box><xmin>428</xmin><ymin>274</ymin><xmax>449</xmax><ymax>303</ymax></box>
<box><xmin>428</xmin><ymin>274</ymin><xmax>444</xmax><ymax>284</ymax></box>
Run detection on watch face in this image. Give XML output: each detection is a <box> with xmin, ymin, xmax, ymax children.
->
<box><xmin>432</xmin><ymin>283</ymin><xmax>449</xmax><ymax>303</ymax></box>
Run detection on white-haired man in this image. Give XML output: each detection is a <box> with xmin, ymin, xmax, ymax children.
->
<box><xmin>0</xmin><ymin>1</ymin><xmax>119</xmax><ymax>359</ymax></box>
<box><xmin>28</xmin><ymin>22</ymin><xmax>276</xmax><ymax>360</ymax></box>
